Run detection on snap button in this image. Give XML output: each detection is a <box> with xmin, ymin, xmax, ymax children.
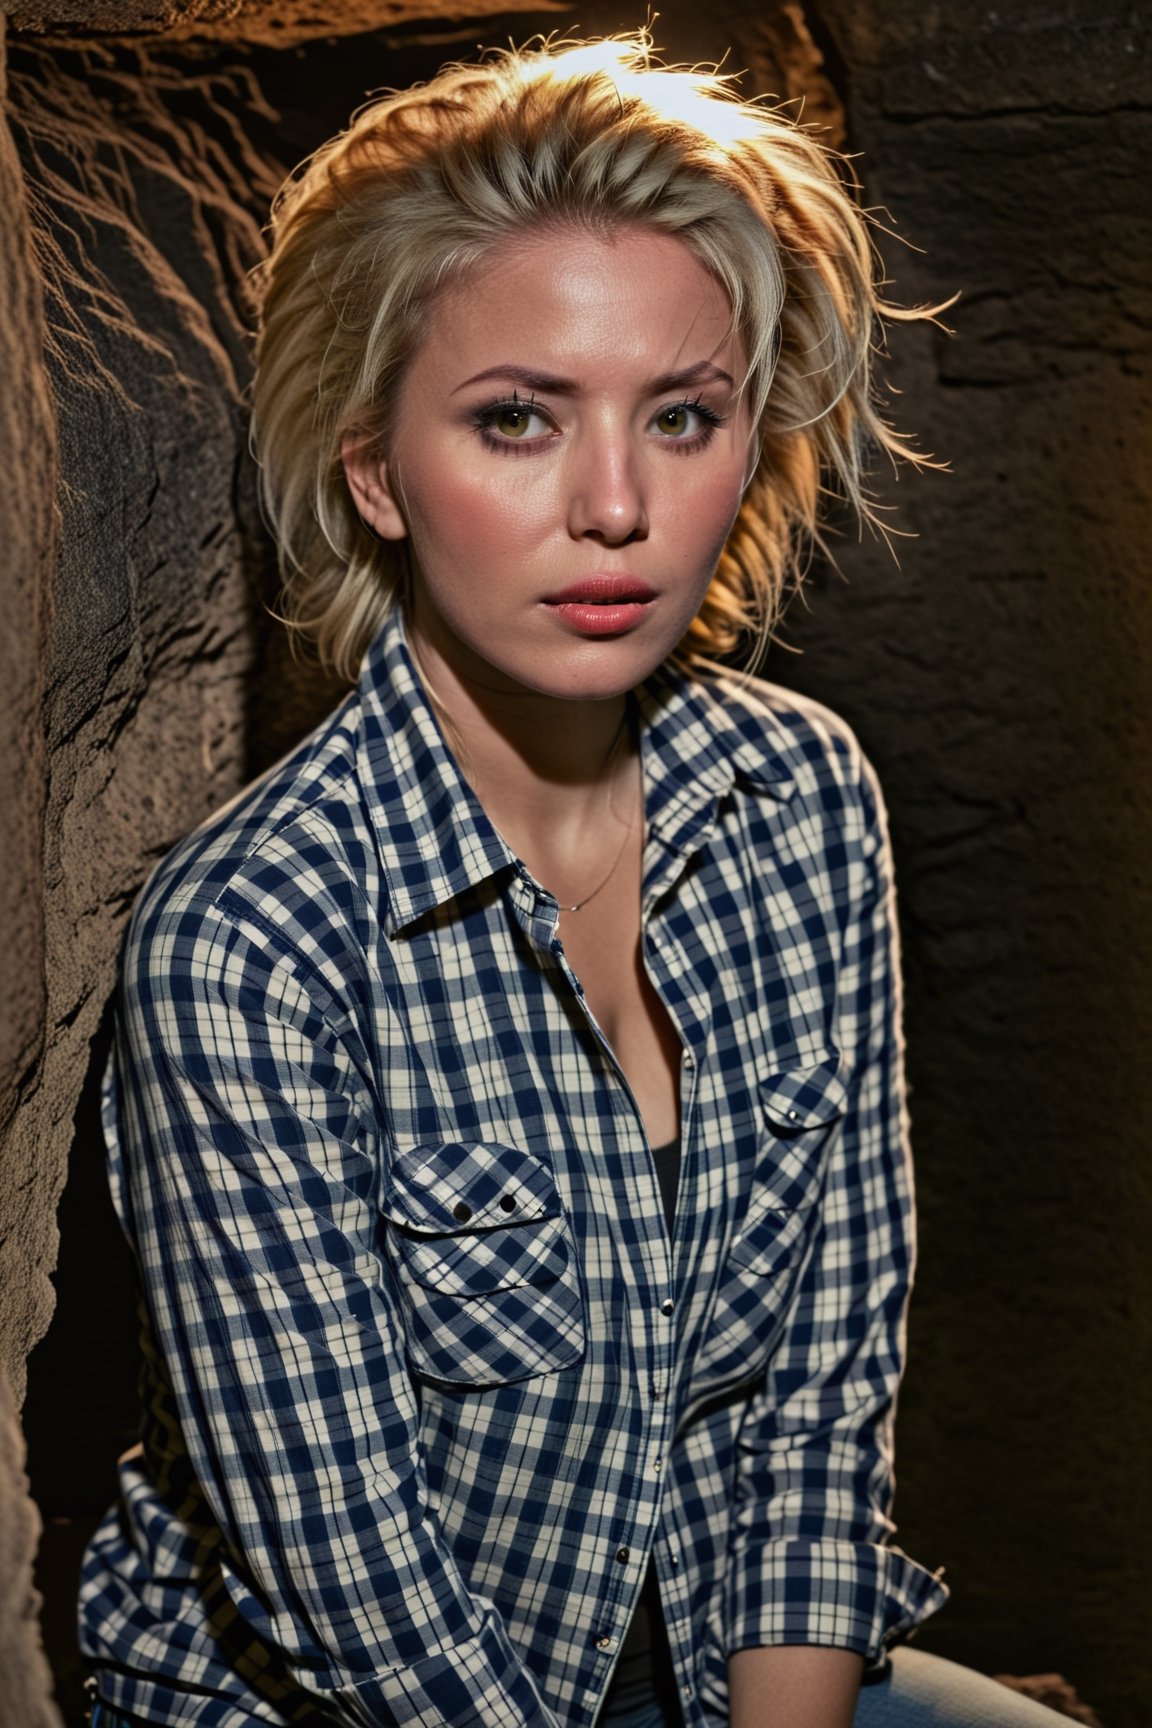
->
<box><xmin>452</xmin><ymin>1201</ymin><xmax>473</xmax><ymax>1223</ymax></box>
<box><xmin>615</xmin><ymin>1546</ymin><xmax>630</xmax><ymax>1564</ymax></box>
<box><xmin>498</xmin><ymin>1193</ymin><xmax>517</xmax><ymax>1213</ymax></box>
<box><xmin>661</xmin><ymin>1298</ymin><xmax>674</xmax><ymax>1316</ymax></box>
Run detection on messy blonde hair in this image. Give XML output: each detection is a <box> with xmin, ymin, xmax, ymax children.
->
<box><xmin>253</xmin><ymin>32</ymin><xmax>934</xmax><ymax>681</ymax></box>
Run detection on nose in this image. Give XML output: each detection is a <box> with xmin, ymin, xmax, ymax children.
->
<box><xmin>566</xmin><ymin>426</ymin><xmax>649</xmax><ymax>545</ymax></box>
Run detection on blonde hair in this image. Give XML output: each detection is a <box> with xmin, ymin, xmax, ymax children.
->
<box><xmin>253</xmin><ymin>33</ymin><xmax>936</xmax><ymax>682</ymax></box>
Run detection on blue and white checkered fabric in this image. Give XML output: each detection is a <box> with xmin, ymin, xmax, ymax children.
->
<box><xmin>79</xmin><ymin>609</ymin><xmax>947</xmax><ymax>1727</ymax></box>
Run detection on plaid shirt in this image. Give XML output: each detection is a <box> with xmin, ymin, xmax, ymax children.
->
<box><xmin>80</xmin><ymin>610</ymin><xmax>946</xmax><ymax>1727</ymax></box>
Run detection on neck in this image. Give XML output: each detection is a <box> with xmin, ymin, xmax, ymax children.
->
<box><xmin>407</xmin><ymin>615</ymin><xmax>635</xmax><ymax>840</ymax></box>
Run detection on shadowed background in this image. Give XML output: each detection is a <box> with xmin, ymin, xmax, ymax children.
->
<box><xmin>0</xmin><ymin>3</ymin><xmax>1147</xmax><ymax>1724</ymax></box>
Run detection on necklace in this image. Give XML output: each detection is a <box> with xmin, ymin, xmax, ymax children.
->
<box><xmin>559</xmin><ymin>719</ymin><xmax>633</xmax><ymax>914</ymax></box>
<box><xmin>562</xmin><ymin>813</ymin><xmax>632</xmax><ymax>913</ymax></box>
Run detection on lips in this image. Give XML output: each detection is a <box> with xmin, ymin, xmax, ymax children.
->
<box><xmin>544</xmin><ymin>575</ymin><xmax>657</xmax><ymax>606</ymax></box>
<box><xmin>541</xmin><ymin>575</ymin><xmax>658</xmax><ymax>638</ymax></box>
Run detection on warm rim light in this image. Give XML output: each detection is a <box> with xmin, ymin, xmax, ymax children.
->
<box><xmin>522</xmin><ymin>36</ymin><xmax>767</xmax><ymax>154</ymax></box>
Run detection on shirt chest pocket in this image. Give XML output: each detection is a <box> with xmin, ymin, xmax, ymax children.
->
<box><xmin>381</xmin><ymin>1139</ymin><xmax>586</xmax><ymax>1387</ymax></box>
<box><xmin>695</xmin><ymin>1052</ymin><xmax>846</xmax><ymax>1392</ymax></box>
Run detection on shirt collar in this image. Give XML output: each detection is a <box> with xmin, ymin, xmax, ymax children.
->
<box><xmin>638</xmin><ymin>661</ymin><xmax>797</xmax><ymax>838</ymax></box>
<box><xmin>357</xmin><ymin>610</ymin><xmax>516</xmax><ymax>935</ymax></box>
<box><xmin>358</xmin><ymin>611</ymin><xmax>798</xmax><ymax>935</ymax></box>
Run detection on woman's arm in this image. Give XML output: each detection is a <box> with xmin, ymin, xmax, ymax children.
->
<box><xmin>723</xmin><ymin>752</ymin><xmax>947</xmax><ymax>1674</ymax></box>
<box><xmin>729</xmin><ymin>1646</ymin><xmax>864</xmax><ymax>1728</ymax></box>
<box><xmin>111</xmin><ymin>887</ymin><xmax>558</xmax><ymax>1728</ymax></box>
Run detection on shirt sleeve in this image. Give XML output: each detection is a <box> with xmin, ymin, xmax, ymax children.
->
<box><xmin>109</xmin><ymin>886</ymin><xmax>559</xmax><ymax>1728</ymax></box>
<box><xmin>724</xmin><ymin>755</ymin><xmax>948</xmax><ymax>1666</ymax></box>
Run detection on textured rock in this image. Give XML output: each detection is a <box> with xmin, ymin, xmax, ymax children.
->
<box><xmin>764</xmin><ymin>8</ymin><xmax>1151</xmax><ymax>1727</ymax></box>
<box><xmin>998</xmin><ymin>1673</ymin><xmax>1106</xmax><ymax>1727</ymax></box>
<box><xmin>0</xmin><ymin>16</ymin><xmax>61</xmax><ymax>1724</ymax></box>
<box><xmin>0</xmin><ymin>1371</ymin><xmax>58</xmax><ymax>1728</ymax></box>
<box><xmin>0</xmin><ymin>14</ymin><xmax>53</xmax><ymax>1307</ymax></box>
<box><xmin>7</xmin><ymin>0</ymin><xmax>561</xmax><ymax>47</ymax></box>
<box><xmin>0</xmin><ymin>35</ymin><xmax>280</xmax><ymax>1720</ymax></box>
<box><xmin>2</xmin><ymin>29</ymin><xmax>278</xmax><ymax>1397</ymax></box>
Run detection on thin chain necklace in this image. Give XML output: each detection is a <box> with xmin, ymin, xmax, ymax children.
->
<box><xmin>560</xmin><ymin>718</ymin><xmax>633</xmax><ymax>914</ymax></box>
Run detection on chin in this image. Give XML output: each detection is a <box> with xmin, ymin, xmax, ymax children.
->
<box><xmin>518</xmin><ymin>638</ymin><xmax>675</xmax><ymax>702</ymax></box>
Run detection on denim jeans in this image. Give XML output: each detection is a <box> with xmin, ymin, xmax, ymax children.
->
<box><xmin>90</xmin><ymin>1648</ymin><xmax>1072</xmax><ymax>1726</ymax></box>
<box><xmin>855</xmin><ymin>1648</ymin><xmax>1071</xmax><ymax>1724</ymax></box>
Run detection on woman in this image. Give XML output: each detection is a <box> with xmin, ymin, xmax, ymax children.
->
<box><xmin>80</xmin><ymin>35</ymin><xmax>1066</xmax><ymax>1728</ymax></box>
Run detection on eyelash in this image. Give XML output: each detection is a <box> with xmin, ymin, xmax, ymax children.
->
<box><xmin>471</xmin><ymin>394</ymin><xmax>556</xmax><ymax>456</ymax></box>
<box><xmin>470</xmin><ymin>393</ymin><xmax>729</xmax><ymax>456</ymax></box>
<box><xmin>659</xmin><ymin>396</ymin><xmax>728</xmax><ymax>453</ymax></box>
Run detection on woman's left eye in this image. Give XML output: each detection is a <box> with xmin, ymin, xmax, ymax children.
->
<box><xmin>651</xmin><ymin>399</ymin><xmax>726</xmax><ymax>440</ymax></box>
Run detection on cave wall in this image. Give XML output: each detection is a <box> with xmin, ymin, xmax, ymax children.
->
<box><xmin>777</xmin><ymin>12</ymin><xmax>1152</xmax><ymax>1719</ymax></box>
<box><xmin>0</xmin><ymin>25</ymin><xmax>274</xmax><ymax>1727</ymax></box>
<box><xmin>0</xmin><ymin>15</ymin><xmax>58</xmax><ymax>1721</ymax></box>
<box><xmin>1</xmin><ymin>4</ymin><xmax>1148</xmax><ymax>1726</ymax></box>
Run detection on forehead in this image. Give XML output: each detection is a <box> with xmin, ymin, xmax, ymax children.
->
<box><xmin>408</xmin><ymin>224</ymin><xmax>739</xmax><ymax>386</ymax></box>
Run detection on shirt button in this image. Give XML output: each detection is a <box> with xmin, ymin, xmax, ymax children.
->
<box><xmin>498</xmin><ymin>1193</ymin><xmax>517</xmax><ymax>1213</ymax></box>
<box><xmin>661</xmin><ymin>1298</ymin><xmax>674</xmax><ymax>1316</ymax></box>
<box><xmin>683</xmin><ymin>1051</ymin><xmax>694</xmax><ymax>1068</ymax></box>
<box><xmin>653</xmin><ymin>1460</ymin><xmax>662</xmax><ymax>1474</ymax></box>
<box><xmin>595</xmin><ymin>1635</ymin><xmax>614</xmax><ymax>1651</ymax></box>
<box><xmin>615</xmin><ymin>1546</ymin><xmax>630</xmax><ymax>1564</ymax></box>
<box><xmin>787</xmin><ymin>1108</ymin><xmax>800</xmax><ymax>1122</ymax></box>
<box><xmin>452</xmin><ymin>1201</ymin><xmax>472</xmax><ymax>1223</ymax></box>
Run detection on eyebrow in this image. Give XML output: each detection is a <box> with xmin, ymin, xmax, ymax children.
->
<box><xmin>452</xmin><ymin>360</ymin><xmax>735</xmax><ymax>397</ymax></box>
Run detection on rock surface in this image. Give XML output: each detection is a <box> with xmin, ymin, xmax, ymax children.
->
<box><xmin>7</xmin><ymin>0</ymin><xmax>559</xmax><ymax>46</ymax></box>
<box><xmin>0</xmin><ymin>15</ymin><xmax>60</xmax><ymax>1722</ymax></box>
<box><xmin>765</xmin><ymin>12</ymin><xmax>1150</xmax><ymax>1725</ymax></box>
<box><xmin>1</xmin><ymin>28</ymin><xmax>278</xmax><ymax>1724</ymax></box>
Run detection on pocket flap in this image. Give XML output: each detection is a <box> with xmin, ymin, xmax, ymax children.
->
<box><xmin>728</xmin><ymin>1202</ymin><xmax>812</xmax><ymax>1275</ymax></box>
<box><xmin>758</xmin><ymin>1051</ymin><xmax>846</xmax><ymax>1132</ymax></box>
<box><xmin>385</xmin><ymin>1140</ymin><xmax>560</xmax><ymax>1235</ymax></box>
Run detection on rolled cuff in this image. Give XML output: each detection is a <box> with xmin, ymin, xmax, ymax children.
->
<box><xmin>309</xmin><ymin>1607</ymin><xmax>560</xmax><ymax>1728</ymax></box>
<box><xmin>726</xmin><ymin>1538</ymin><xmax>949</xmax><ymax>1669</ymax></box>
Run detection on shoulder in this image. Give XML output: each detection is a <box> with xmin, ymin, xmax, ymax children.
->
<box><xmin>124</xmin><ymin>690</ymin><xmax>373</xmax><ymax>995</ymax></box>
<box><xmin>694</xmin><ymin>668</ymin><xmax>884</xmax><ymax>824</ymax></box>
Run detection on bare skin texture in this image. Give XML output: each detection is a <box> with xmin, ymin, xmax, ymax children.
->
<box><xmin>343</xmin><ymin>223</ymin><xmax>865</xmax><ymax>1723</ymax></box>
<box><xmin>729</xmin><ymin>1646</ymin><xmax>866</xmax><ymax>1728</ymax></box>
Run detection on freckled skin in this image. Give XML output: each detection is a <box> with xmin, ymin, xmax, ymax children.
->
<box><xmin>346</xmin><ymin>226</ymin><xmax>753</xmax><ymax>711</ymax></box>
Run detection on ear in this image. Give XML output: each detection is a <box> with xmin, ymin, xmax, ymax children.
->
<box><xmin>341</xmin><ymin>433</ymin><xmax>408</xmax><ymax>541</ymax></box>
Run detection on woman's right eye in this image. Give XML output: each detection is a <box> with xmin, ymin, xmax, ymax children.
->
<box><xmin>474</xmin><ymin>396</ymin><xmax>555</xmax><ymax>445</ymax></box>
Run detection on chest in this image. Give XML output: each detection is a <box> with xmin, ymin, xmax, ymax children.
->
<box><xmin>552</xmin><ymin>825</ymin><xmax>682</xmax><ymax>1149</ymax></box>
<box><xmin>364</xmin><ymin>796</ymin><xmax>845</xmax><ymax>1163</ymax></box>
<box><xmin>363</xmin><ymin>799</ymin><xmax>855</xmax><ymax>1406</ymax></box>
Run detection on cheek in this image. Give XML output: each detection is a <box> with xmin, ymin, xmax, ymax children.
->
<box><xmin>664</xmin><ymin>461</ymin><xmax>748</xmax><ymax>567</ymax></box>
<box><xmin>407</xmin><ymin>457</ymin><xmax>553</xmax><ymax>569</ymax></box>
